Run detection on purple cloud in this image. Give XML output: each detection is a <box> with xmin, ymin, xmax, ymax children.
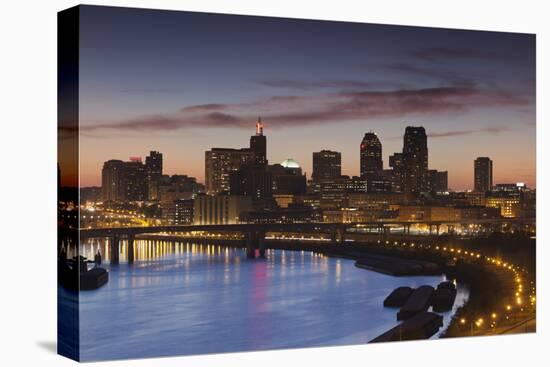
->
<box><xmin>81</xmin><ymin>86</ymin><xmax>530</xmax><ymax>134</ymax></box>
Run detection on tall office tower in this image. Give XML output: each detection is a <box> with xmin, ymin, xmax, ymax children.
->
<box><xmin>474</xmin><ymin>157</ymin><xmax>493</xmax><ymax>192</ymax></box>
<box><xmin>312</xmin><ymin>150</ymin><xmax>342</xmax><ymax>180</ymax></box>
<box><xmin>389</xmin><ymin>152</ymin><xmax>404</xmax><ymax>193</ymax></box>
<box><xmin>124</xmin><ymin>157</ymin><xmax>148</xmax><ymax>201</ymax></box>
<box><xmin>402</xmin><ymin>126</ymin><xmax>428</xmax><ymax>198</ymax></box>
<box><xmin>101</xmin><ymin>159</ymin><xmax>126</xmax><ymax>202</ymax></box>
<box><xmin>250</xmin><ymin>118</ymin><xmax>267</xmax><ymax>165</ymax></box>
<box><xmin>145</xmin><ymin>150</ymin><xmax>163</xmax><ymax>200</ymax></box>
<box><xmin>205</xmin><ymin>148</ymin><xmax>254</xmax><ymax>195</ymax></box>
<box><xmin>360</xmin><ymin>132</ymin><xmax>383</xmax><ymax>179</ymax></box>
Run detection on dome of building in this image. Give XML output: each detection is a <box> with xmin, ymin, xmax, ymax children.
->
<box><xmin>280</xmin><ymin>158</ymin><xmax>300</xmax><ymax>169</ymax></box>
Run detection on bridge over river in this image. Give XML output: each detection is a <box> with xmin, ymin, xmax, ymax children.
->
<box><xmin>74</xmin><ymin>218</ymin><xmax>533</xmax><ymax>264</ymax></box>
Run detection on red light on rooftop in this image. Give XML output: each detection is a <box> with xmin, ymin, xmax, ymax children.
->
<box><xmin>129</xmin><ymin>156</ymin><xmax>142</xmax><ymax>162</ymax></box>
<box><xmin>256</xmin><ymin>117</ymin><xmax>264</xmax><ymax>136</ymax></box>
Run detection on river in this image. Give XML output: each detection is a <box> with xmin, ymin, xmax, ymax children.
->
<box><xmin>63</xmin><ymin>239</ymin><xmax>468</xmax><ymax>361</ymax></box>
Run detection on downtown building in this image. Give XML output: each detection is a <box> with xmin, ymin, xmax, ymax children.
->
<box><xmin>402</xmin><ymin>126</ymin><xmax>428</xmax><ymax>198</ymax></box>
<box><xmin>474</xmin><ymin>157</ymin><xmax>493</xmax><ymax>192</ymax></box>
<box><xmin>101</xmin><ymin>151</ymin><xmax>163</xmax><ymax>203</ymax></box>
<box><xmin>227</xmin><ymin>119</ymin><xmax>278</xmax><ymax>209</ymax></box>
<box><xmin>193</xmin><ymin>193</ymin><xmax>253</xmax><ymax>225</ymax></box>
<box><xmin>101</xmin><ymin>157</ymin><xmax>148</xmax><ymax>202</ymax></box>
<box><xmin>427</xmin><ymin>169</ymin><xmax>448</xmax><ymax>193</ymax></box>
<box><xmin>385</xmin><ymin>126</ymin><xmax>446</xmax><ymax>199</ymax></box>
<box><xmin>312</xmin><ymin>150</ymin><xmax>342</xmax><ymax>180</ymax></box>
<box><xmin>271</xmin><ymin>159</ymin><xmax>307</xmax><ymax>195</ymax></box>
<box><xmin>157</xmin><ymin>174</ymin><xmax>204</xmax><ymax>221</ymax></box>
<box><xmin>164</xmin><ymin>199</ymin><xmax>194</xmax><ymax>225</ymax></box>
<box><xmin>205</xmin><ymin>148</ymin><xmax>254</xmax><ymax>195</ymax></box>
<box><xmin>204</xmin><ymin>119</ymin><xmax>267</xmax><ymax>195</ymax></box>
<box><xmin>145</xmin><ymin>150</ymin><xmax>163</xmax><ymax>200</ymax></box>
<box><xmin>360</xmin><ymin>132</ymin><xmax>384</xmax><ymax>192</ymax></box>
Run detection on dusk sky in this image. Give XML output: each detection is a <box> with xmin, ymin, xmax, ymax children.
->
<box><xmin>78</xmin><ymin>5</ymin><xmax>536</xmax><ymax>190</ymax></box>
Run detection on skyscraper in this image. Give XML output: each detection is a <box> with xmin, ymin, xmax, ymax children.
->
<box><xmin>389</xmin><ymin>152</ymin><xmax>404</xmax><ymax>193</ymax></box>
<box><xmin>312</xmin><ymin>150</ymin><xmax>341</xmax><ymax>180</ymax></box>
<box><xmin>250</xmin><ymin>118</ymin><xmax>267</xmax><ymax>165</ymax></box>
<box><xmin>145</xmin><ymin>150</ymin><xmax>163</xmax><ymax>200</ymax></box>
<box><xmin>474</xmin><ymin>157</ymin><xmax>493</xmax><ymax>192</ymax></box>
<box><xmin>101</xmin><ymin>157</ymin><xmax>148</xmax><ymax>202</ymax></box>
<box><xmin>205</xmin><ymin>121</ymin><xmax>268</xmax><ymax>195</ymax></box>
<box><xmin>124</xmin><ymin>157</ymin><xmax>148</xmax><ymax>201</ymax></box>
<box><xmin>101</xmin><ymin>159</ymin><xmax>126</xmax><ymax>201</ymax></box>
<box><xmin>205</xmin><ymin>148</ymin><xmax>253</xmax><ymax>194</ymax></box>
<box><xmin>402</xmin><ymin>126</ymin><xmax>428</xmax><ymax>198</ymax></box>
<box><xmin>360</xmin><ymin>132</ymin><xmax>383</xmax><ymax>179</ymax></box>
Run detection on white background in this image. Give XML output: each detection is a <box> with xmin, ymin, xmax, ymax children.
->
<box><xmin>0</xmin><ymin>0</ymin><xmax>547</xmax><ymax>366</ymax></box>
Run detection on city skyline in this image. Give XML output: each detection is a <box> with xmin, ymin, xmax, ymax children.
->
<box><xmin>84</xmin><ymin>122</ymin><xmax>531</xmax><ymax>191</ymax></box>
<box><xmin>74</xmin><ymin>6</ymin><xmax>535</xmax><ymax>190</ymax></box>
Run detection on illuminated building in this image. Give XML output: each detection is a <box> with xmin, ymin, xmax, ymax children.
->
<box><xmin>193</xmin><ymin>194</ymin><xmax>252</xmax><ymax>225</ymax></box>
<box><xmin>273</xmin><ymin>194</ymin><xmax>295</xmax><ymax>208</ymax></box>
<box><xmin>319</xmin><ymin>176</ymin><xmax>349</xmax><ymax>209</ymax></box>
<box><xmin>347</xmin><ymin>192</ymin><xmax>404</xmax><ymax>208</ymax></box>
<box><xmin>250</xmin><ymin>117</ymin><xmax>267</xmax><ymax>165</ymax></box>
<box><xmin>157</xmin><ymin>175</ymin><xmax>203</xmax><ymax>208</ymax></box>
<box><xmin>360</xmin><ymin>132</ymin><xmax>383</xmax><ymax>179</ymax></box>
<box><xmin>323</xmin><ymin>208</ymin><xmax>380</xmax><ymax>223</ymax></box>
<box><xmin>474</xmin><ymin>157</ymin><xmax>493</xmax><ymax>192</ymax></box>
<box><xmin>164</xmin><ymin>199</ymin><xmax>194</xmax><ymax>225</ymax></box>
<box><xmin>279</xmin><ymin>158</ymin><xmax>301</xmax><ymax>174</ymax></box>
<box><xmin>464</xmin><ymin>191</ymin><xmax>486</xmax><ymax>206</ymax></box>
<box><xmin>399</xmin><ymin>205</ymin><xmax>501</xmax><ymax>221</ymax></box>
<box><xmin>388</xmin><ymin>153</ymin><xmax>404</xmax><ymax>193</ymax></box>
<box><xmin>486</xmin><ymin>196</ymin><xmax>520</xmax><ymax>218</ymax></box>
<box><xmin>345</xmin><ymin>176</ymin><xmax>368</xmax><ymax>193</ymax></box>
<box><xmin>240</xmin><ymin>207</ymin><xmax>316</xmax><ymax>224</ymax></box>
<box><xmin>312</xmin><ymin>150</ymin><xmax>341</xmax><ymax>180</ymax></box>
<box><xmin>402</xmin><ymin>126</ymin><xmax>428</xmax><ymax>198</ymax></box>
<box><xmin>145</xmin><ymin>150</ymin><xmax>163</xmax><ymax>200</ymax></box>
<box><xmin>205</xmin><ymin>121</ymin><xmax>269</xmax><ymax>195</ymax></box>
<box><xmin>493</xmin><ymin>183</ymin><xmax>527</xmax><ymax>192</ymax></box>
<box><xmin>229</xmin><ymin>164</ymin><xmax>273</xmax><ymax>206</ymax></box>
<box><xmin>271</xmin><ymin>159</ymin><xmax>306</xmax><ymax>195</ymax></box>
<box><xmin>205</xmin><ymin>148</ymin><xmax>253</xmax><ymax>194</ymax></box>
<box><xmin>101</xmin><ymin>158</ymin><xmax>148</xmax><ymax>202</ymax></box>
<box><xmin>458</xmin><ymin>206</ymin><xmax>500</xmax><ymax>220</ymax></box>
<box><xmin>123</xmin><ymin>157</ymin><xmax>148</xmax><ymax>201</ymax></box>
<box><xmin>368</xmin><ymin>174</ymin><xmax>393</xmax><ymax>193</ymax></box>
<box><xmin>101</xmin><ymin>160</ymin><xmax>126</xmax><ymax>202</ymax></box>
<box><xmin>398</xmin><ymin>206</ymin><xmax>461</xmax><ymax>221</ymax></box>
<box><xmin>295</xmin><ymin>194</ymin><xmax>321</xmax><ymax>210</ymax></box>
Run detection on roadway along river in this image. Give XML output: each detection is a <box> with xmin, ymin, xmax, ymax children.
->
<box><xmin>69</xmin><ymin>240</ymin><xmax>469</xmax><ymax>361</ymax></box>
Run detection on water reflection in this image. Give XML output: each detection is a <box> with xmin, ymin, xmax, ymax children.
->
<box><xmin>75</xmin><ymin>239</ymin><xmax>468</xmax><ymax>361</ymax></box>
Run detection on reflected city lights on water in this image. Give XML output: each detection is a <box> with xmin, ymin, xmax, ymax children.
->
<box><xmin>79</xmin><ymin>238</ymin><xmax>329</xmax><ymax>266</ymax></box>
